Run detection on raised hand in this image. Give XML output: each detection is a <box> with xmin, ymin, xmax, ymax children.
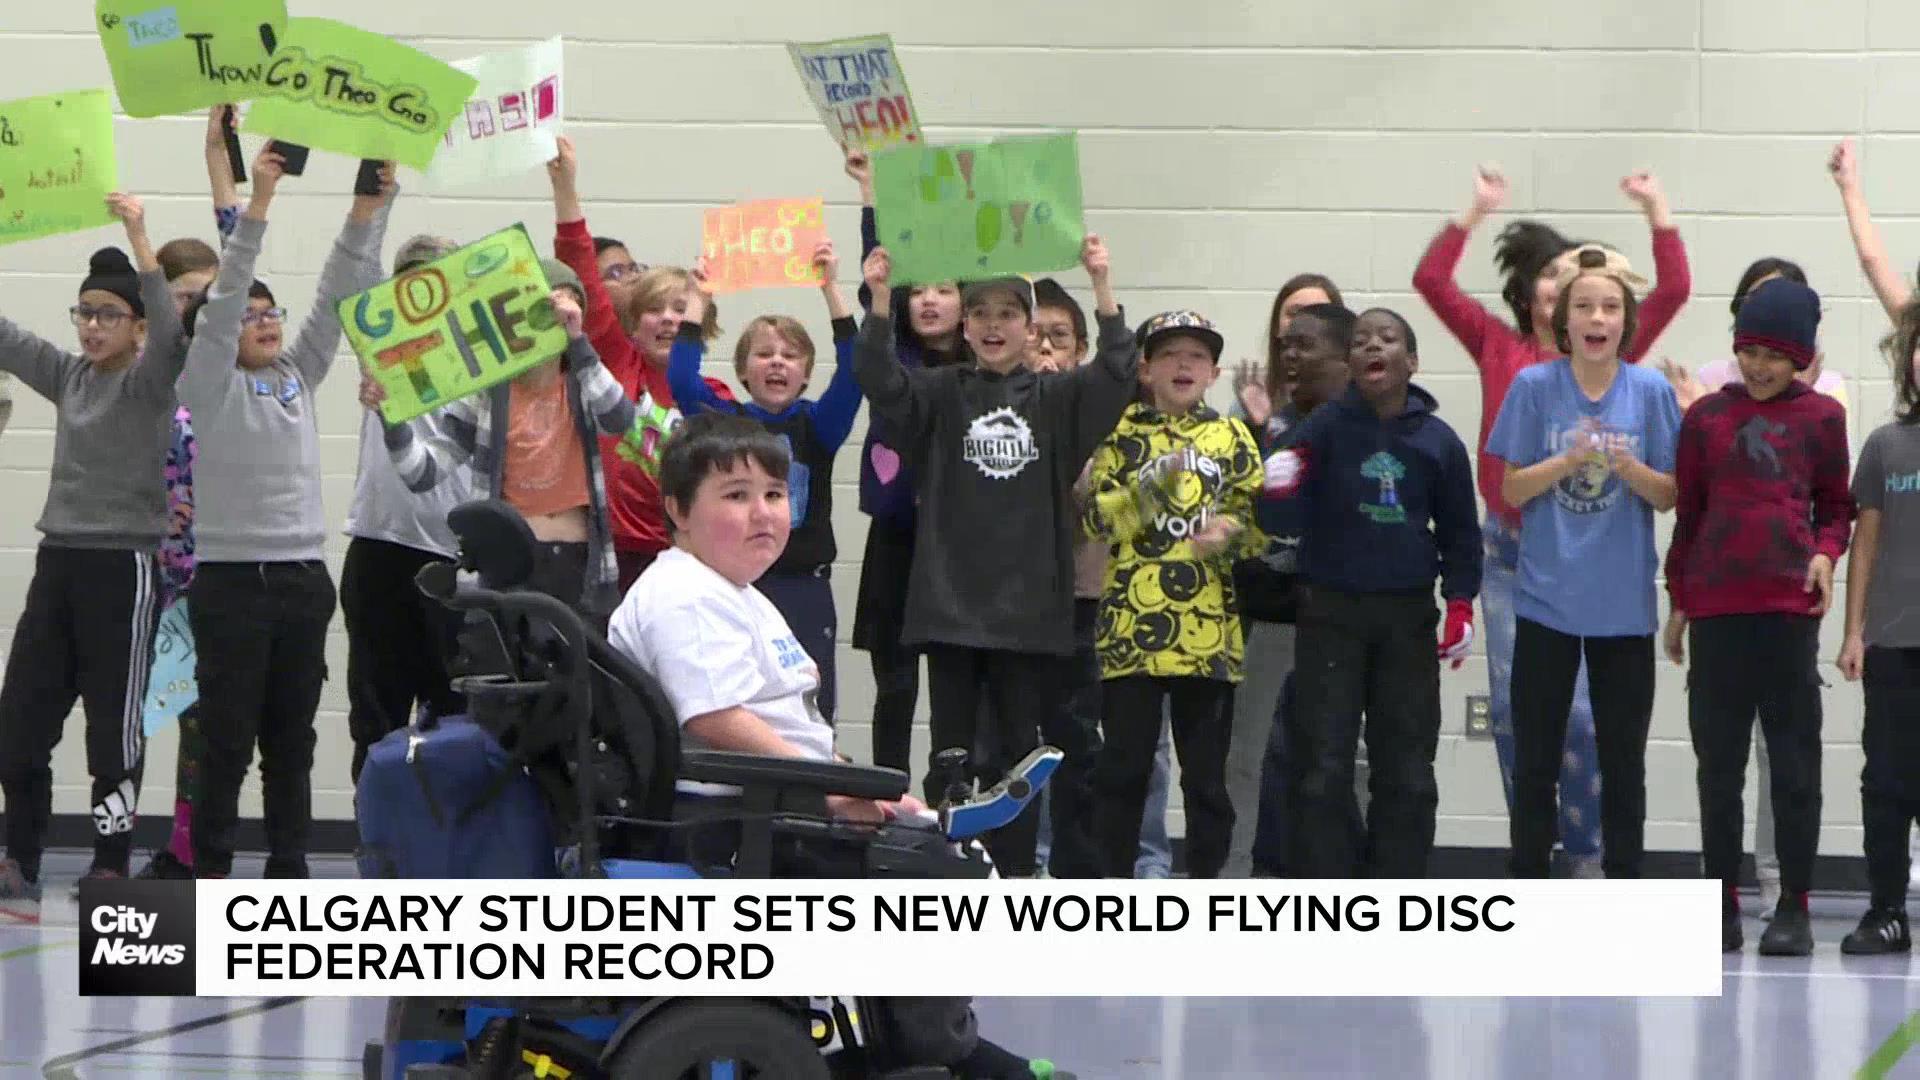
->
<box><xmin>813</xmin><ymin>238</ymin><xmax>838</xmax><ymax>281</ymax></box>
<box><xmin>1080</xmin><ymin>233</ymin><xmax>1110</xmax><ymax>283</ymax></box>
<box><xmin>863</xmin><ymin>246</ymin><xmax>893</xmax><ymax>294</ymax></box>
<box><xmin>1658</xmin><ymin>356</ymin><xmax>1708</xmax><ymax>412</ymax></box>
<box><xmin>551</xmin><ymin>288</ymin><xmax>585</xmax><ymax>340</ymax></box>
<box><xmin>248</xmin><ymin>144</ymin><xmax>287</xmax><ymax>211</ymax></box>
<box><xmin>1233</xmin><ymin>359</ymin><xmax>1273</xmax><ymax>426</ymax></box>
<box><xmin>358</xmin><ymin>370</ymin><xmax>389</xmax><ymax>413</ymax></box>
<box><xmin>1473</xmin><ymin>166</ymin><xmax>1509</xmax><ymax>214</ymax></box>
<box><xmin>350</xmin><ymin>161</ymin><xmax>397</xmax><ymax>221</ymax></box>
<box><xmin>105</xmin><ymin>192</ymin><xmax>146</xmax><ymax>233</ymax></box>
<box><xmin>1621</xmin><ymin>171</ymin><xmax>1671</xmax><ymax>226</ymax></box>
<box><xmin>1829</xmin><ymin>139</ymin><xmax>1859</xmax><ymax>189</ymax></box>
<box><xmin>843</xmin><ymin>145</ymin><xmax>873</xmax><ymax>187</ymax></box>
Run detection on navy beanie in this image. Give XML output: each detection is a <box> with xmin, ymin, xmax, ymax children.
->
<box><xmin>1733</xmin><ymin>277</ymin><xmax>1820</xmax><ymax>371</ymax></box>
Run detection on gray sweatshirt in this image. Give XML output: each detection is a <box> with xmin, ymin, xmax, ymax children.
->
<box><xmin>0</xmin><ymin>269</ymin><xmax>187</xmax><ymax>550</ymax></box>
<box><xmin>180</xmin><ymin>210</ymin><xmax>388</xmax><ymax>563</ymax></box>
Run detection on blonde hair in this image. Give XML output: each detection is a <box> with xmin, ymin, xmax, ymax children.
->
<box><xmin>627</xmin><ymin>266</ymin><xmax>720</xmax><ymax>343</ymax></box>
<box><xmin>731</xmin><ymin>315</ymin><xmax>817</xmax><ymax>381</ymax></box>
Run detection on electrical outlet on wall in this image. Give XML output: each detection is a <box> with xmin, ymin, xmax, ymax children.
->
<box><xmin>1465</xmin><ymin>695</ymin><xmax>1492</xmax><ymax>740</ymax></box>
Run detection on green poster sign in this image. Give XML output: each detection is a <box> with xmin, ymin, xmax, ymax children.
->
<box><xmin>339</xmin><ymin>223</ymin><xmax>566</xmax><ymax>425</ymax></box>
<box><xmin>0</xmin><ymin>90</ymin><xmax>120</xmax><ymax>248</ymax></box>
<box><xmin>871</xmin><ymin>133</ymin><xmax>1086</xmax><ymax>285</ymax></box>
<box><xmin>95</xmin><ymin>0</ymin><xmax>289</xmax><ymax>118</ymax></box>
<box><xmin>241</xmin><ymin>17</ymin><xmax>477</xmax><ymax>171</ymax></box>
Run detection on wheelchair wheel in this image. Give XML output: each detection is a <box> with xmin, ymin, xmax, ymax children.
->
<box><xmin>604</xmin><ymin>1001</ymin><xmax>831</xmax><ymax>1080</ymax></box>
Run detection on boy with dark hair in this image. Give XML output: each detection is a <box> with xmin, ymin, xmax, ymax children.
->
<box><xmin>856</xmin><ymin>238</ymin><xmax>1134</xmax><ymax>878</ymax></box>
<box><xmin>610</xmin><ymin>410</ymin><xmax>1075</xmax><ymax>1080</ymax></box>
<box><xmin>1265</xmin><ymin>306</ymin><xmax>1481</xmax><ymax>879</ymax></box>
<box><xmin>1664</xmin><ymin>277</ymin><xmax>1852</xmax><ymax>955</ymax></box>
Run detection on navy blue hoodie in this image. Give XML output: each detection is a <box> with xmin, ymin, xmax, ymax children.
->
<box><xmin>1262</xmin><ymin>383</ymin><xmax>1481</xmax><ymax>602</ymax></box>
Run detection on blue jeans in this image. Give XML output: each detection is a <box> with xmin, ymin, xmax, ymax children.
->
<box><xmin>1483</xmin><ymin>517</ymin><xmax>1602</xmax><ymax>868</ymax></box>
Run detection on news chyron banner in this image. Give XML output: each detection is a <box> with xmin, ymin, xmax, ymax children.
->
<box><xmin>81</xmin><ymin>879</ymin><xmax>1722</xmax><ymax>998</ymax></box>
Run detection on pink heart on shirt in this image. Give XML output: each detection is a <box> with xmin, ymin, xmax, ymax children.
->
<box><xmin>871</xmin><ymin>444</ymin><xmax>901</xmax><ymax>485</ymax></box>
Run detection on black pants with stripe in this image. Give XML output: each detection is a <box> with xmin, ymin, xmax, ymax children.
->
<box><xmin>0</xmin><ymin>545</ymin><xmax>162</xmax><ymax>881</ymax></box>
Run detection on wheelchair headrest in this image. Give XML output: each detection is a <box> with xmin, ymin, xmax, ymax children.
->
<box><xmin>448</xmin><ymin>499</ymin><xmax>538</xmax><ymax>589</ymax></box>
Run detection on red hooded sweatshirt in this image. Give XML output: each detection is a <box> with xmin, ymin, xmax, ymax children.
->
<box><xmin>1412</xmin><ymin>222</ymin><xmax>1691</xmax><ymax>526</ymax></box>
<box><xmin>555</xmin><ymin>218</ymin><xmax>733</xmax><ymax>557</ymax></box>
<box><xmin>1665</xmin><ymin>380</ymin><xmax>1854</xmax><ymax>619</ymax></box>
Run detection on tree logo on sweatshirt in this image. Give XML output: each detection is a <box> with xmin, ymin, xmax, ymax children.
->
<box><xmin>1359</xmin><ymin>452</ymin><xmax>1407</xmax><ymax>524</ymax></box>
<box><xmin>961</xmin><ymin>406</ymin><xmax>1040</xmax><ymax>480</ymax></box>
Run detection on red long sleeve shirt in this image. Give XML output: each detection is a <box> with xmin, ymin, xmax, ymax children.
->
<box><xmin>1411</xmin><ymin>221</ymin><xmax>1691</xmax><ymax>525</ymax></box>
<box><xmin>554</xmin><ymin>218</ymin><xmax>732</xmax><ymax>556</ymax></box>
<box><xmin>1665</xmin><ymin>382</ymin><xmax>1854</xmax><ymax>618</ymax></box>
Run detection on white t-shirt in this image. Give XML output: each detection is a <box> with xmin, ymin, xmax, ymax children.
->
<box><xmin>608</xmin><ymin>546</ymin><xmax>836</xmax><ymax>795</ymax></box>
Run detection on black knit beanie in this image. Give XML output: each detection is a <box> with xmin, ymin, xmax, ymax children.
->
<box><xmin>80</xmin><ymin>247</ymin><xmax>144</xmax><ymax>318</ymax></box>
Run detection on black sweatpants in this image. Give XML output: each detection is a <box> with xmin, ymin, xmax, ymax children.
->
<box><xmin>340</xmin><ymin>538</ymin><xmax>463</xmax><ymax>783</ymax></box>
<box><xmin>757</xmin><ymin>568</ymin><xmax>838</xmax><ymax>725</ymax></box>
<box><xmin>869</xmin><ymin>639</ymin><xmax>919</xmax><ymax>773</ymax></box>
<box><xmin>189</xmin><ymin>561</ymin><xmax>336</xmax><ymax>877</ymax></box>
<box><xmin>1862</xmin><ymin>646</ymin><xmax>1920</xmax><ymax>909</ymax></box>
<box><xmin>0</xmin><ymin>546</ymin><xmax>161</xmax><ymax>880</ymax></box>
<box><xmin>1510</xmin><ymin>617</ymin><xmax>1655</xmax><ymax>879</ymax></box>
<box><xmin>922</xmin><ymin>645</ymin><xmax>1073</xmax><ymax>877</ymax></box>
<box><xmin>1686</xmin><ymin>614</ymin><xmax>1824</xmax><ymax>899</ymax></box>
<box><xmin>1289</xmin><ymin>586</ymin><xmax>1440</xmax><ymax>879</ymax></box>
<box><xmin>1096</xmin><ymin>675</ymin><xmax>1233</xmax><ymax>878</ymax></box>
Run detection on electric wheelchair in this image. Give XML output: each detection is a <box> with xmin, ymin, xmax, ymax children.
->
<box><xmin>358</xmin><ymin>501</ymin><xmax>1063</xmax><ymax>1079</ymax></box>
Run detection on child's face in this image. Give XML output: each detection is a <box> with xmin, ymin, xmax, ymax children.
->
<box><xmin>237</xmin><ymin>296</ymin><xmax>284</xmax><ymax>369</ymax></box>
<box><xmin>1026</xmin><ymin>305</ymin><xmax>1086</xmax><ymax>374</ymax></box>
<box><xmin>670</xmin><ymin>457</ymin><xmax>791</xmax><ymax>587</ymax></box>
<box><xmin>1736</xmin><ymin>344</ymin><xmax>1799</xmax><ymax>402</ymax></box>
<box><xmin>908</xmin><ymin>284</ymin><xmax>962</xmax><ymax>343</ymax></box>
<box><xmin>1348</xmin><ymin>311</ymin><xmax>1414</xmax><ymax>402</ymax></box>
<box><xmin>1277</xmin><ymin>312</ymin><xmax>1347</xmax><ymax>391</ymax></box>
<box><xmin>964</xmin><ymin>295</ymin><xmax>1030</xmax><ymax>374</ymax></box>
<box><xmin>1272</xmin><ymin>286</ymin><xmax>1331</xmax><ymax>342</ymax></box>
<box><xmin>741</xmin><ymin>325</ymin><xmax>813</xmax><ymax>413</ymax></box>
<box><xmin>1140</xmin><ymin>336</ymin><xmax>1218</xmax><ymax>413</ymax></box>
<box><xmin>169</xmin><ymin>269</ymin><xmax>215</xmax><ymax>316</ymax></box>
<box><xmin>72</xmin><ymin>290</ymin><xmax>142</xmax><ymax>364</ymax></box>
<box><xmin>635</xmin><ymin>290</ymin><xmax>691</xmax><ymax>358</ymax></box>
<box><xmin>598</xmin><ymin>245</ymin><xmax>642</xmax><ymax>314</ymax></box>
<box><xmin>1564</xmin><ymin>275</ymin><xmax>1626</xmax><ymax>363</ymax></box>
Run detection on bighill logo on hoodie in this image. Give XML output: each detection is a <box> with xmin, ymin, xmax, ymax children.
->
<box><xmin>962</xmin><ymin>407</ymin><xmax>1040</xmax><ymax>480</ymax></box>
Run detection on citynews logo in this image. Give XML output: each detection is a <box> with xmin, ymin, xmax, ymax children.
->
<box><xmin>79</xmin><ymin>879</ymin><xmax>196</xmax><ymax>997</ymax></box>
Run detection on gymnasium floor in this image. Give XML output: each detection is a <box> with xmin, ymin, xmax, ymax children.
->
<box><xmin>3</xmin><ymin>852</ymin><xmax>1915</xmax><ymax>1079</ymax></box>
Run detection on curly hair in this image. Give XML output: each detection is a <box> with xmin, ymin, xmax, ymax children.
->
<box><xmin>1885</xmin><ymin>300</ymin><xmax>1920</xmax><ymax>424</ymax></box>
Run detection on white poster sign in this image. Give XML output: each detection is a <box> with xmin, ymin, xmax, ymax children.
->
<box><xmin>426</xmin><ymin>37</ymin><xmax>564</xmax><ymax>191</ymax></box>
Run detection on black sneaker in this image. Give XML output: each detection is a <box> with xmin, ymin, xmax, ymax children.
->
<box><xmin>1841</xmin><ymin>908</ymin><xmax>1911</xmax><ymax>955</ymax></box>
<box><xmin>1723</xmin><ymin>907</ymin><xmax>1744</xmax><ymax>952</ymax></box>
<box><xmin>1759</xmin><ymin>901</ymin><xmax>1814</xmax><ymax>957</ymax></box>
<box><xmin>135</xmin><ymin>851</ymin><xmax>194</xmax><ymax>880</ymax></box>
<box><xmin>68</xmin><ymin>866</ymin><xmax>125</xmax><ymax>901</ymax></box>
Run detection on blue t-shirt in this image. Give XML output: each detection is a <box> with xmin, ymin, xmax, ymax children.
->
<box><xmin>1485</xmin><ymin>360</ymin><xmax>1681</xmax><ymax>638</ymax></box>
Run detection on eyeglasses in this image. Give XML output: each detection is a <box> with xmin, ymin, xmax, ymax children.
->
<box><xmin>70</xmin><ymin>305</ymin><xmax>132</xmax><ymax>328</ymax></box>
<box><xmin>1032</xmin><ymin>328</ymin><xmax>1080</xmax><ymax>349</ymax></box>
<box><xmin>603</xmin><ymin>262</ymin><xmax>646</xmax><ymax>282</ymax></box>
<box><xmin>242</xmin><ymin>307</ymin><xmax>288</xmax><ymax>325</ymax></box>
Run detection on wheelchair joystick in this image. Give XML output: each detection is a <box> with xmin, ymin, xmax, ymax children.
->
<box><xmin>931</xmin><ymin>748</ymin><xmax>974</xmax><ymax>810</ymax></box>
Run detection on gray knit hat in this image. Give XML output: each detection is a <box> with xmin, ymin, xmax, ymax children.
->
<box><xmin>540</xmin><ymin>258</ymin><xmax>589</xmax><ymax>315</ymax></box>
<box><xmin>393</xmin><ymin>234</ymin><xmax>458</xmax><ymax>274</ymax></box>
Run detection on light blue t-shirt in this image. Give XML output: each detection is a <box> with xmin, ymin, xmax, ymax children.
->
<box><xmin>1485</xmin><ymin>360</ymin><xmax>1681</xmax><ymax>638</ymax></box>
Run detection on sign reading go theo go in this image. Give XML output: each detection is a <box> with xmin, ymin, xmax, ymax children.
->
<box><xmin>339</xmin><ymin>224</ymin><xmax>567</xmax><ymax>426</ymax></box>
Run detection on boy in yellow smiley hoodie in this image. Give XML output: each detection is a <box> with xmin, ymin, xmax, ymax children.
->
<box><xmin>1081</xmin><ymin>311</ymin><xmax>1263</xmax><ymax>878</ymax></box>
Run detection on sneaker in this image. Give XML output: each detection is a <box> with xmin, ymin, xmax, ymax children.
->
<box><xmin>1841</xmin><ymin>908</ymin><xmax>1912</xmax><ymax>956</ymax></box>
<box><xmin>1723</xmin><ymin>907</ymin><xmax>1744</xmax><ymax>953</ymax></box>
<box><xmin>1758</xmin><ymin>899</ymin><xmax>1814</xmax><ymax>957</ymax></box>
<box><xmin>135</xmin><ymin>851</ymin><xmax>194</xmax><ymax>880</ymax></box>
<box><xmin>69</xmin><ymin>866</ymin><xmax>125</xmax><ymax>900</ymax></box>
<box><xmin>0</xmin><ymin>858</ymin><xmax>43</xmax><ymax>924</ymax></box>
<box><xmin>1759</xmin><ymin>876</ymin><xmax>1782</xmax><ymax>923</ymax></box>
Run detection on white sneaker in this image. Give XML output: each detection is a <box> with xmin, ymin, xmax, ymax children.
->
<box><xmin>1759</xmin><ymin>878</ymin><xmax>1782</xmax><ymax>922</ymax></box>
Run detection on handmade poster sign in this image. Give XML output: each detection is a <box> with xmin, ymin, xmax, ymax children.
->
<box><xmin>700</xmin><ymin>198</ymin><xmax>829</xmax><ymax>294</ymax></box>
<box><xmin>0</xmin><ymin>90</ymin><xmax>121</xmax><ymax>248</ymax></box>
<box><xmin>871</xmin><ymin>133</ymin><xmax>1086</xmax><ymax>285</ymax></box>
<box><xmin>425</xmin><ymin>36</ymin><xmax>564</xmax><ymax>191</ymax></box>
<box><xmin>340</xmin><ymin>223</ymin><xmax>566</xmax><ymax>425</ymax></box>
<box><xmin>787</xmin><ymin>34</ymin><xmax>920</xmax><ymax>151</ymax></box>
<box><xmin>142</xmin><ymin>600</ymin><xmax>196</xmax><ymax>737</ymax></box>
<box><xmin>241</xmin><ymin>17</ymin><xmax>478</xmax><ymax>171</ymax></box>
<box><xmin>95</xmin><ymin>0</ymin><xmax>289</xmax><ymax>118</ymax></box>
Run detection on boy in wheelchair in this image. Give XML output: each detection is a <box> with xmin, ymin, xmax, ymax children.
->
<box><xmin>607</xmin><ymin>411</ymin><xmax>1071</xmax><ymax>1079</ymax></box>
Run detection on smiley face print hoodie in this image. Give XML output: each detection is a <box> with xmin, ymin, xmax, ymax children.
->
<box><xmin>853</xmin><ymin>308</ymin><xmax>1136</xmax><ymax>657</ymax></box>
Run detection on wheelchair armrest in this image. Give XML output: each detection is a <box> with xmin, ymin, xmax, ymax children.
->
<box><xmin>680</xmin><ymin>751</ymin><xmax>910</xmax><ymax>801</ymax></box>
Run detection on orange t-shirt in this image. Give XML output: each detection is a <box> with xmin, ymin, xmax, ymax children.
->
<box><xmin>501</xmin><ymin>375</ymin><xmax>590</xmax><ymax>520</ymax></box>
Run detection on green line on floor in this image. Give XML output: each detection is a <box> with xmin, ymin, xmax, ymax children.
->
<box><xmin>0</xmin><ymin>939</ymin><xmax>73</xmax><ymax>962</ymax></box>
<box><xmin>1858</xmin><ymin>1011</ymin><xmax>1920</xmax><ymax>1080</ymax></box>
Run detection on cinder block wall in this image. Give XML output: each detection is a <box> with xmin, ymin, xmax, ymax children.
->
<box><xmin>1</xmin><ymin>1</ymin><xmax>1910</xmax><ymax>856</ymax></box>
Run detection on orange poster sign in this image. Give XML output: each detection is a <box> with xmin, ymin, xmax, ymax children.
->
<box><xmin>701</xmin><ymin>198</ymin><xmax>828</xmax><ymax>294</ymax></box>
